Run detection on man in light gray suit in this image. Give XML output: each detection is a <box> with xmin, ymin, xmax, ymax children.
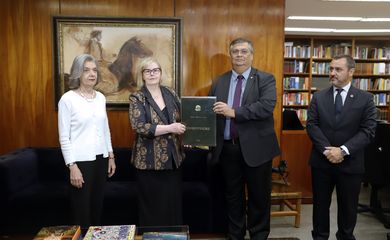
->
<box><xmin>209</xmin><ymin>38</ymin><xmax>280</xmax><ymax>240</ymax></box>
<box><xmin>307</xmin><ymin>55</ymin><xmax>377</xmax><ymax>240</ymax></box>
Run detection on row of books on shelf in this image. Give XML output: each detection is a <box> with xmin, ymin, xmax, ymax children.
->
<box><xmin>283</xmin><ymin>76</ymin><xmax>309</xmax><ymax>90</ymax></box>
<box><xmin>312</xmin><ymin>44</ymin><xmax>351</xmax><ymax>59</ymax></box>
<box><xmin>33</xmin><ymin>225</ymin><xmax>189</xmax><ymax>240</ymax></box>
<box><xmin>377</xmin><ymin>109</ymin><xmax>389</xmax><ymax>121</ymax></box>
<box><xmin>283</xmin><ymin>108</ymin><xmax>308</xmax><ymax>122</ymax></box>
<box><xmin>283</xmin><ymin>92</ymin><xmax>310</xmax><ymax>106</ymax></box>
<box><xmin>284</xmin><ymin>108</ymin><xmax>388</xmax><ymax>123</ymax></box>
<box><xmin>284</xmin><ymin>60</ymin><xmax>309</xmax><ymax>73</ymax></box>
<box><xmin>373</xmin><ymin>93</ymin><xmax>389</xmax><ymax>106</ymax></box>
<box><xmin>354</xmin><ymin>47</ymin><xmax>390</xmax><ymax>60</ymax></box>
<box><xmin>284</xmin><ymin>42</ymin><xmax>311</xmax><ymax>58</ymax></box>
<box><xmin>352</xmin><ymin>78</ymin><xmax>390</xmax><ymax>91</ymax></box>
<box><xmin>285</xmin><ymin>62</ymin><xmax>390</xmax><ymax>75</ymax></box>
<box><xmin>312</xmin><ymin>62</ymin><xmax>330</xmax><ymax>74</ymax></box>
<box><xmin>284</xmin><ymin>42</ymin><xmax>390</xmax><ymax>60</ymax></box>
<box><xmin>354</xmin><ymin>62</ymin><xmax>390</xmax><ymax>75</ymax></box>
<box><xmin>283</xmin><ymin>92</ymin><xmax>388</xmax><ymax>107</ymax></box>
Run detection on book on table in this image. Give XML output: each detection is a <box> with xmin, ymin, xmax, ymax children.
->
<box><xmin>33</xmin><ymin>225</ymin><xmax>81</xmax><ymax>240</ymax></box>
<box><xmin>137</xmin><ymin>225</ymin><xmax>189</xmax><ymax>240</ymax></box>
<box><xmin>142</xmin><ymin>232</ymin><xmax>188</xmax><ymax>240</ymax></box>
<box><xmin>83</xmin><ymin>225</ymin><xmax>136</xmax><ymax>240</ymax></box>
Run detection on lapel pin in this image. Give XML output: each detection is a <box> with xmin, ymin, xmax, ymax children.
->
<box><xmin>350</xmin><ymin>94</ymin><xmax>354</xmax><ymax>98</ymax></box>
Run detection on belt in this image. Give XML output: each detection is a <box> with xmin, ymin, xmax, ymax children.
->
<box><xmin>224</xmin><ymin>138</ymin><xmax>240</xmax><ymax>145</ymax></box>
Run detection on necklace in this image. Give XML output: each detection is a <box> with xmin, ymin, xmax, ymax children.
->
<box><xmin>79</xmin><ymin>89</ymin><xmax>95</xmax><ymax>102</ymax></box>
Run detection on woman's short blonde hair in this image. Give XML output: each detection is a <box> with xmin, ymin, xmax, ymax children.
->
<box><xmin>135</xmin><ymin>57</ymin><xmax>162</xmax><ymax>88</ymax></box>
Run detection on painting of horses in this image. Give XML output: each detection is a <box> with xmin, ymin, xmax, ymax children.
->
<box><xmin>53</xmin><ymin>16</ymin><xmax>182</xmax><ymax>109</ymax></box>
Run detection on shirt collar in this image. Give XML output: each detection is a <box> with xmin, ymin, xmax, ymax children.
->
<box><xmin>232</xmin><ymin>67</ymin><xmax>251</xmax><ymax>81</ymax></box>
<box><xmin>334</xmin><ymin>82</ymin><xmax>351</xmax><ymax>93</ymax></box>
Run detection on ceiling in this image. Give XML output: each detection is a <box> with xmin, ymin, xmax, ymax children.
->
<box><xmin>285</xmin><ymin>0</ymin><xmax>390</xmax><ymax>36</ymax></box>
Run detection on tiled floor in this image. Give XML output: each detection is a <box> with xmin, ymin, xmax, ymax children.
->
<box><xmin>268</xmin><ymin>184</ymin><xmax>390</xmax><ymax>240</ymax></box>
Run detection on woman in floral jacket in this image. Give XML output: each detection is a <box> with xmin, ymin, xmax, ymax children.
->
<box><xmin>129</xmin><ymin>57</ymin><xmax>186</xmax><ymax>226</ymax></box>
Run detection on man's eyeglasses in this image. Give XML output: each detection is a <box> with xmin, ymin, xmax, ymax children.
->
<box><xmin>231</xmin><ymin>49</ymin><xmax>251</xmax><ymax>56</ymax></box>
<box><xmin>142</xmin><ymin>68</ymin><xmax>161</xmax><ymax>76</ymax></box>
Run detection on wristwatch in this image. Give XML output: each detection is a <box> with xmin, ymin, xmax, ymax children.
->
<box><xmin>67</xmin><ymin>162</ymin><xmax>76</xmax><ymax>168</ymax></box>
<box><xmin>340</xmin><ymin>148</ymin><xmax>348</xmax><ymax>157</ymax></box>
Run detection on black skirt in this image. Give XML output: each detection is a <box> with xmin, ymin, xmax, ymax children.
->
<box><xmin>136</xmin><ymin>168</ymin><xmax>183</xmax><ymax>226</ymax></box>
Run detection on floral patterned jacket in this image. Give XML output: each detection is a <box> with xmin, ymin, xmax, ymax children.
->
<box><xmin>129</xmin><ymin>85</ymin><xmax>184</xmax><ymax>170</ymax></box>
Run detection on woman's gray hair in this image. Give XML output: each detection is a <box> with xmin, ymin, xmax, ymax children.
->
<box><xmin>68</xmin><ymin>54</ymin><xmax>100</xmax><ymax>89</ymax></box>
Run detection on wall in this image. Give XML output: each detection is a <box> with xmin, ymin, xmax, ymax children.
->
<box><xmin>0</xmin><ymin>0</ymin><xmax>284</xmax><ymax>154</ymax></box>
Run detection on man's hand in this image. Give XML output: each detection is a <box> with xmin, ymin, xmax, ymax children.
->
<box><xmin>323</xmin><ymin>146</ymin><xmax>344</xmax><ymax>164</ymax></box>
<box><xmin>213</xmin><ymin>101</ymin><xmax>235</xmax><ymax>118</ymax></box>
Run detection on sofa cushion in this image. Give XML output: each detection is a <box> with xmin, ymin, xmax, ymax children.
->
<box><xmin>107</xmin><ymin>148</ymin><xmax>135</xmax><ymax>181</ymax></box>
<box><xmin>182</xmin><ymin>182</ymin><xmax>212</xmax><ymax>233</ymax></box>
<box><xmin>36</xmin><ymin>148</ymin><xmax>68</xmax><ymax>182</ymax></box>
<box><xmin>182</xmin><ymin>148</ymin><xmax>209</xmax><ymax>182</ymax></box>
<box><xmin>7</xmin><ymin>182</ymin><xmax>70</xmax><ymax>233</ymax></box>
<box><xmin>102</xmin><ymin>181</ymin><xmax>138</xmax><ymax>225</ymax></box>
<box><xmin>0</xmin><ymin>148</ymin><xmax>39</xmax><ymax>197</ymax></box>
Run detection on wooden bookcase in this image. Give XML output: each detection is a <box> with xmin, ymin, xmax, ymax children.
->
<box><xmin>281</xmin><ymin>36</ymin><xmax>390</xmax><ymax>200</ymax></box>
<box><xmin>283</xmin><ymin>35</ymin><xmax>390</xmax><ymax>124</ymax></box>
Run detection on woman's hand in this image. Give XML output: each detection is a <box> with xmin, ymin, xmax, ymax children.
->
<box><xmin>170</xmin><ymin>122</ymin><xmax>186</xmax><ymax>135</ymax></box>
<box><xmin>69</xmin><ymin>164</ymin><xmax>84</xmax><ymax>188</ymax></box>
<box><xmin>108</xmin><ymin>152</ymin><xmax>116</xmax><ymax>177</ymax></box>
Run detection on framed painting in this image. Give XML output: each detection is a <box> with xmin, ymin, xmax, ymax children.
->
<box><xmin>52</xmin><ymin>16</ymin><xmax>182</xmax><ymax>109</ymax></box>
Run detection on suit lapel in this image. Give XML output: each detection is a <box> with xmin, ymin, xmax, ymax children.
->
<box><xmin>323</xmin><ymin>87</ymin><xmax>337</xmax><ymax>122</ymax></box>
<box><xmin>141</xmin><ymin>86</ymin><xmax>169</xmax><ymax>124</ymax></box>
<box><xmin>220</xmin><ymin>73</ymin><xmax>232</xmax><ymax>103</ymax></box>
<box><xmin>242</xmin><ymin>68</ymin><xmax>257</xmax><ymax>104</ymax></box>
<box><xmin>340</xmin><ymin>86</ymin><xmax>358</xmax><ymax>117</ymax></box>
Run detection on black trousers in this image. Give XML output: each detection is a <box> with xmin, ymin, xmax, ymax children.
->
<box><xmin>70</xmin><ymin>155</ymin><xmax>108</xmax><ymax>230</ymax></box>
<box><xmin>311</xmin><ymin>167</ymin><xmax>363</xmax><ymax>240</ymax></box>
<box><xmin>136</xmin><ymin>168</ymin><xmax>182</xmax><ymax>227</ymax></box>
<box><xmin>220</xmin><ymin>142</ymin><xmax>272</xmax><ymax>240</ymax></box>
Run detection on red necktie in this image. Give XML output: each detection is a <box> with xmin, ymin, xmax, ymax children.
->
<box><xmin>230</xmin><ymin>75</ymin><xmax>244</xmax><ymax>139</ymax></box>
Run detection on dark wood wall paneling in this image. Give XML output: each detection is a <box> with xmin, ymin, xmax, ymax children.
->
<box><xmin>0</xmin><ymin>0</ymin><xmax>284</xmax><ymax>156</ymax></box>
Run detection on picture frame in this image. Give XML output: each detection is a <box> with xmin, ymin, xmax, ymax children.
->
<box><xmin>52</xmin><ymin>16</ymin><xmax>182</xmax><ymax>109</ymax></box>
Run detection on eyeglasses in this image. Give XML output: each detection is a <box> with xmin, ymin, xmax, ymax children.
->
<box><xmin>142</xmin><ymin>68</ymin><xmax>161</xmax><ymax>76</ymax></box>
<box><xmin>231</xmin><ymin>49</ymin><xmax>251</xmax><ymax>56</ymax></box>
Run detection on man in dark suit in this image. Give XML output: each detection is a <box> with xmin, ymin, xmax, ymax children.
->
<box><xmin>307</xmin><ymin>55</ymin><xmax>377</xmax><ymax>240</ymax></box>
<box><xmin>209</xmin><ymin>38</ymin><xmax>280</xmax><ymax>240</ymax></box>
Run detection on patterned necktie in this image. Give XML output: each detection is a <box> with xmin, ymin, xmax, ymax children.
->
<box><xmin>230</xmin><ymin>75</ymin><xmax>244</xmax><ymax>139</ymax></box>
<box><xmin>335</xmin><ymin>88</ymin><xmax>343</xmax><ymax>119</ymax></box>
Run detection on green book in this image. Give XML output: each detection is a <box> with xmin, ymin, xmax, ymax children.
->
<box><xmin>181</xmin><ymin>96</ymin><xmax>216</xmax><ymax>146</ymax></box>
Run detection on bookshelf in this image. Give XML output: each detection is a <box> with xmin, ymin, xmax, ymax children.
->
<box><xmin>283</xmin><ymin>36</ymin><xmax>390</xmax><ymax>124</ymax></box>
<box><xmin>282</xmin><ymin>36</ymin><xmax>390</xmax><ymax>199</ymax></box>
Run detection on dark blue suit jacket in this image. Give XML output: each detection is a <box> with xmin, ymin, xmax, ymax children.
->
<box><xmin>307</xmin><ymin>85</ymin><xmax>377</xmax><ymax>174</ymax></box>
<box><xmin>208</xmin><ymin>68</ymin><xmax>280</xmax><ymax>167</ymax></box>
